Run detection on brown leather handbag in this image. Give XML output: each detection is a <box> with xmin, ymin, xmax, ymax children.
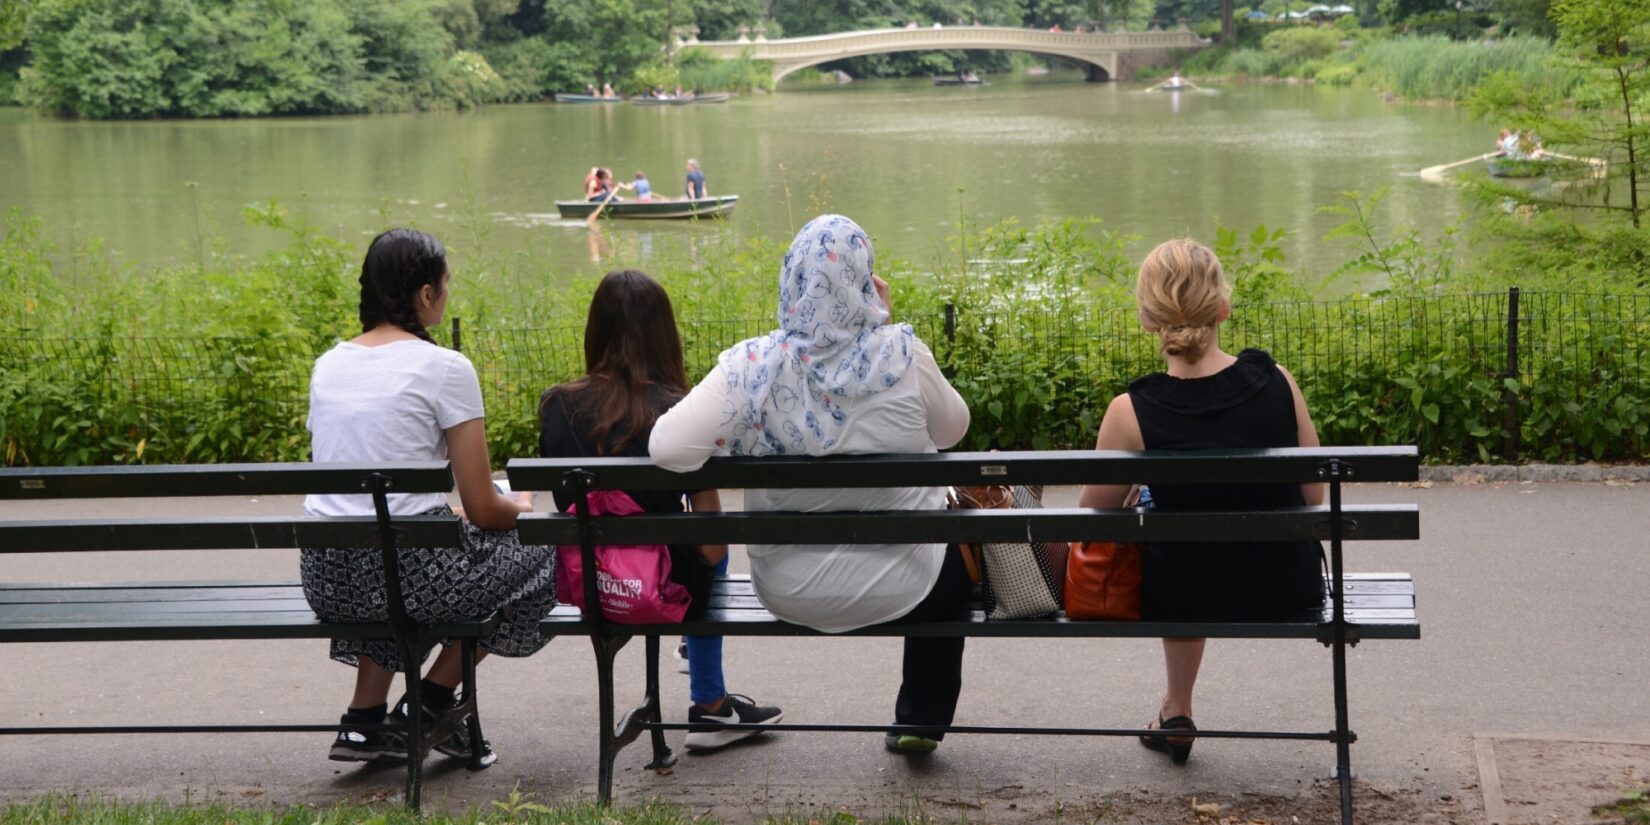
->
<box><xmin>1064</xmin><ymin>539</ymin><xmax>1143</xmax><ymax>621</ymax></box>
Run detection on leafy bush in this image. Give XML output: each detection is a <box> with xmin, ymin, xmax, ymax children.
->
<box><xmin>1262</xmin><ymin>26</ymin><xmax>1341</xmax><ymax>63</ymax></box>
<box><xmin>1359</xmin><ymin>34</ymin><xmax>1567</xmax><ymax>101</ymax></box>
<box><xmin>4</xmin><ymin>207</ymin><xmax>1648</xmax><ymax>467</ymax></box>
<box><xmin>18</xmin><ymin>0</ymin><xmax>499</xmax><ymax>118</ymax></box>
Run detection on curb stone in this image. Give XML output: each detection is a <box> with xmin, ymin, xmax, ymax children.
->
<box><xmin>1418</xmin><ymin>464</ymin><xmax>1650</xmax><ymax>483</ymax></box>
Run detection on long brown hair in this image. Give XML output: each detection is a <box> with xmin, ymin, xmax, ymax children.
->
<box><xmin>541</xmin><ymin>270</ymin><xmax>689</xmax><ymax>454</ymax></box>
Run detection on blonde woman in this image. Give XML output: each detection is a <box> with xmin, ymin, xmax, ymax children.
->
<box><xmin>1078</xmin><ymin>239</ymin><xmax>1326</xmax><ymax>766</ymax></box>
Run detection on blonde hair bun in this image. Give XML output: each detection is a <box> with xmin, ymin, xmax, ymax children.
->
<box><xmin>1135</xmin><ymin>238</ymin><xmax>1231</xmax><ymax>364</ymax></box>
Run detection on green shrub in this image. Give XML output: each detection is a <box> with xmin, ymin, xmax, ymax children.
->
<box><xmin>1359</xmin><ymin>34</ymin><xmax>1565</xmax><ymax>101</ymax></box>
<box><xmin>1262</xmin><ymin>26</ymin><xmax>1341</xmax><ymax>63</ymax></box>
<box><xmin>4</xmin><ymin>207</ymin><xmax>1648</xmax><ymax>466</ymax></box>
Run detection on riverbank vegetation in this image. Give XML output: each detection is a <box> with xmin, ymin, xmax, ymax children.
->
<box><xmin>4</xmin><ymin>181</ymin><xmax>1647</xmax><ymax>468</ymax></box>
<box><xmin>0</xmin><ymin>0</ymin><xmax>1602</xmax><ymax>118</ymax></box>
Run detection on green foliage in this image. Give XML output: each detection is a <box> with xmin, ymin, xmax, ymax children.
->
<box><xmin>1359</xmin><ymin>34</ymin><xmax>1565</xmax><ymax>100</ymax></box>
<box><xmin>17</xmin><ymin>0</ymin><xmax>513</xmax><ymax>117</ymax></box>
<box><xmin>4</xmin><ymin>204</ymin><xmax>1649</xmax><ymax>467</ymax></box>
<box><xmin>674</xmin><ymin>47</ymin><xmax>773</xmax><ymax>93</ymax></box>
<box><xmin>1262</xmin><ymin>25</ymin><xmax>1341</xmax><ymax>62</ymax></box>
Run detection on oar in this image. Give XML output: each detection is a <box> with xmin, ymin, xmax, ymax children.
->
<box><xmin>1419</xmin><ymin>154</ymin><xmax>1490</xmax><ymax>181</ymax></box>
<box><xmin>586</xmin><ymin>187</ymin><xmax>619</xmax><ymax>227</ymax></box>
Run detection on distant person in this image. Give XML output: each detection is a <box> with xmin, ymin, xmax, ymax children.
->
<box><xmin>684</xmin><ymin>159</ymin><xmax>707</xmax><ymax>200</ymax></box>
<box><xmin>906</xmin><ymin>20</ymin><xmax>919</xmax><ymax>29</ymax></box>
<box><xmin>633</xmin><ymin>171</ymin><xmax>655</xmax><ymax>203</ymax></box>
<box><xmin>601</xmin><ymin>82</ymin><xmax>616</xmax><ymax>99</ymax></box>
<box><xmin>1494</xmin><ymin>129</ymin><xmax>1512</xmax><ymax>156</ymax></box>
<box><xmin>1050</xmin><ymin>23</ymin><xmax>1063</xmax><ymax>32</ymax></box>
<box><xmin>301</xmin><ymin>229</ymin><xmax>553</xmax><ymax>767</ymax></box>
<box><xmin>932</xmin><ymin>21</ymin><xmax>943</xmax><ymax>28</ymax></box>
<box><xmin>588</xmin><ymin>168</ymin><xmax>632</xmax><ymax>202</ymax></box>
<box><xmin>1078</xmin><ymin>238</ymin><xmax>1326</xmax><ymax>767</ymax></box>
<box><xmin>539</xmin><ymin>270</ymin><xmax>784</xmax><ymax>751</ymax></box>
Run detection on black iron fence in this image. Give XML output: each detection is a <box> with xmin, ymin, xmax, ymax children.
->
<box><xmin>5</xmin><ymin>289</ymin><xmax>1648</xmax><ymax>465</ymax></box>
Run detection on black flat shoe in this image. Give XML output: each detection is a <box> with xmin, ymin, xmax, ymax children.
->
<box><xmin>1139</xmin><ymin>714</ymin><xmax>1196</xmax><ymax>765</ymax></box>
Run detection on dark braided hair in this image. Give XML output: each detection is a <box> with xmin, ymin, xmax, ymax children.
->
<box><xmin>359</xmin><ymin>228</ymin><xmax>447</xmax><ymax>342</ymax></box>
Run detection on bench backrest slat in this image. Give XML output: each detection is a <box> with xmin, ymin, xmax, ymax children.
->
<box><xmin>0</xmin><ymin>462</ymin><xmax>454</xmax><ymax>500</ymax></box>
<box><xmin>507</xmin><ymin>447</ymin><xmax>1418</xmax><ymax>492</ymax></box>
<box><xmin>516</xmin><ymin>504</ymin><xmax>1418</xmax><ymax>547</ymax></box>
<box><xmin>0</xmin><ymin>516</ymin><xmax>463</xmax><ymax>553</ymax></box>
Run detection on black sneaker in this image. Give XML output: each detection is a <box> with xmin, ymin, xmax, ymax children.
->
<box><xmin>329</xmin><ymin>714</ymin><xmax>407</xmax><ymax>763</ymax></box>
<box><xmin>684</xmin><ymin>693</ymin><xmax>783</xmax><ymax>751</ymax></box>
<box><xmin>390</xmin><ymin>692</ymin><xmax>497</xmax><ymax>767</ymax></box>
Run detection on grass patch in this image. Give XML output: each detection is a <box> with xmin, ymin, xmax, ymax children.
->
<box><xmin>1595</xmin><ymin>789</ymin><xmax>1650</xmax><ymax>824</ymax></box>
<box><xmin>0</xmin><ymin>794</ymin><xmax>703</xmax><ymax>825</ymax></box>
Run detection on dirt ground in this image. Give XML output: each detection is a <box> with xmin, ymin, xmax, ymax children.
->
<box><xmin>1483</xmin><ymin>738</ymin><xmax>1650</xmax><ymax>825</ymax></box>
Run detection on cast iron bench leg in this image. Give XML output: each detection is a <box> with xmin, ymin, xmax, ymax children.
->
<box><xmin>592</xmin><ymin>634</ymin><xmax>627</xmax><ymax>805</ymax></box>
<box><xmin>463</xmin><ymin>637</ymin><xmax>488</xmax><ymax>770</ymax></box>
<box><xmin>642</xmin><ymin>635</ymin><xmax>677</xmax><ymax>770</ymax></box>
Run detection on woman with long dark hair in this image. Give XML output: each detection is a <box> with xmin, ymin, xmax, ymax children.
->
<box><xmin>538</xmin><ymin>269</ymin><xmax>782</xmax><ymax>751</ymax></box>
<box><xmin>301</xmin><ymin>228</ymin><xmax>555</xmax><ymax>767</ymax></box>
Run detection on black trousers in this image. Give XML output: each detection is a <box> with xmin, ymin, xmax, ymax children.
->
<box><xmin>888</xmin><ymin>546</ymin><xmax>973</xmax><ymax>739</ymax></box>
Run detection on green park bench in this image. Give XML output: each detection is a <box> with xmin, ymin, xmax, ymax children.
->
<box><xmin>509</xmin><ymin>446</ymin><xmax>1421</xmax><ymax>825</ymax></box>
<box><xmin>0</xmin><ymin>461</ymin><xmax>491</xmax><ymax>810</ymax></box>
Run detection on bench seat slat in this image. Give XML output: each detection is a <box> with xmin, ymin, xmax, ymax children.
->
<box><xmin>517</xmin><ymin>505</ymin><xmax>1419</xmax><ymax>546</ymax></box>
<box><xmin>538</xmin><ymin>574</ymin><xmax>1418</xmax><ymax>641</ymax></box>
<box><xmin>508</xmin><ymin>447</ymin><xmax>1420</xmax><ymax>491</ymax></box>
<box><xmin>1</xmin><ymin>616</ymin><xmax>494</xmax><ymax>643</ymax></box>
<box><xmin>1</xmin><ymin>462</ymin><xmax>454</xmax><ymax>500</ymax></box>
<box><xmin>0</xmin><ymin>584</ymin><xmax>497</xmax><ymax>643</ymax></box>
<box><xmin>0</xmin><ymin>517</ymin><xmax>462</xmax><ymax>553</ymax></box>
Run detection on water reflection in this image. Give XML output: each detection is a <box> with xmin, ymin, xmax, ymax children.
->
<box><xmin>0</xmin><ymin>75</ymin><xmax>1489</xmax><ymax>283</ymax></box>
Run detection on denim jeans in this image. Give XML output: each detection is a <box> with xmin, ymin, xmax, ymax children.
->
<box><xmin>685</xmin><ymin>554</ymin><xmax>729</xmax><ymax>706</ymax></box>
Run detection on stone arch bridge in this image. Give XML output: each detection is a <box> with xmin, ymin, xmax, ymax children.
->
<box><xmin>683</xmin><ymin>25</ymin><xmax>1209</xmax><ymax>84</ymax></box>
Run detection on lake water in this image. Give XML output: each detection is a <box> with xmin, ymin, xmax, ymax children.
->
<box><xmin>0</xmin><ymin>72</ymin><xmax>1492</xmax><ymax>285</ymax></box>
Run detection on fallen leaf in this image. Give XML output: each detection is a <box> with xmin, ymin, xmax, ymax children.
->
<box><xmin>1604</xmin><ymin>479</ymin><xmax>1636</xmax><ymax>487</ymax></box>
<box><xmin>1407</xmin><ymin>480</ymin><xmax>1434</xmax><ymax>489</ymax></box>
<box><xmin>1192</xmin><ymin>796</ymin><xmax>1222</xmax><ymax>816</ymax></box>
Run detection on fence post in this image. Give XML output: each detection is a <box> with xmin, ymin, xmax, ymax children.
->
<box><xmin>1502</xmin><ymin>287</ymin><xmax>1520</xmax><ymax>463</ymax></box>
<box><xmin>943</xmin><ymin>303</ymin><xmax>956</xmax><ymax>347</ymax></box>
<box><xmin>451</xmin><ymin>316</ymin><xmax>462</xmax><ymax>353</ymax></box>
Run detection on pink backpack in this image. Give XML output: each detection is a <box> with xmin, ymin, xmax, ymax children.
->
<box><xmin>555</xmin><ymin>489</ymin><xmax>691</xmax><ymax>624</ymax></box>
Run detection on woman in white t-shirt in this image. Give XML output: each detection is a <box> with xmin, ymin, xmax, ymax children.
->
<box><xmin>649</xmin><ymin>214</ymin><xmax>971</xmax><ymax>755</ymax></box>
<box><xmin>300</xmin><ymin>229</ymin><xmax>555</xmax><ymax>768</ymax></box>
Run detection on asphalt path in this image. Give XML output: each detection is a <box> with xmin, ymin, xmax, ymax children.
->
<box><xmin>3</xmin><ymin>480</ymin><xmax>1647</xmax><ymax>821</ymax></box>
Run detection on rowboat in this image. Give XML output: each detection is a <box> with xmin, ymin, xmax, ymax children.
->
<box><xmin>556</xmin><ymin>93</ymin><xmax>623</xmax><ymax>103</ymax></box>
<box><xmin>1486</xmin><ymin>156</ymin><xmax>1547</xmax><ymax>178</ymax></box>
<box><xmin>628</xmin><ymin>93</ymin><xmax>732</xmax><ymax>106</ymax></box>
<box><xmin>555</xmin><ymin>195</ymin><xmax>739</xmax><ymax>220</ymax></box>
<box><xmin>933</xmin><ymin>76</ymin><xmax>984</xmax><ymax>86</ymax></box>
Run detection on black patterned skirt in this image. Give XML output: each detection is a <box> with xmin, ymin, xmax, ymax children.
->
<box><xmin>300</xmin><ymin>506</ymin><xmax>556</xmax><ymax>672</ymax></box>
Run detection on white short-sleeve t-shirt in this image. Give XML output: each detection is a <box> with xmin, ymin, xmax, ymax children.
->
<box><xmin>303</xmin><ymin>339</ymin><xmax>484</xmax><ymax>517</ymax></box>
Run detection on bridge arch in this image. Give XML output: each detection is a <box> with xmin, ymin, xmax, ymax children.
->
<box><xmin>685</xmin><ymin>26</ymin><xmax>1206</xmax><ymax>86</ymax></box>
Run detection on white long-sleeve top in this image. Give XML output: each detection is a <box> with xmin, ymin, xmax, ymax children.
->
<box><xmin>649</xmin><ymin>338</ymin><xmax>970</xmax><ymax>632</ymax></box>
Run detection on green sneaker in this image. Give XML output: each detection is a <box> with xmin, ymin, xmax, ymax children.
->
<box><xmin>884</xmin><ymin>732</ymin><xmax>939</xmax><ymax>754</ymax></box>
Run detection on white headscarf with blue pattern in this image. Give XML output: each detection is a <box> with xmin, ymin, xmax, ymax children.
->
<box><xmin>716</xmin><ymin>214</ymin><xmax>916</xmax><ymax>456</ymax></box>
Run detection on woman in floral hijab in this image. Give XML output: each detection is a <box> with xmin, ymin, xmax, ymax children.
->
<box><xmin>651</xmin><ymin>214</ymin><xmax>974</xmax><ymax>755</ymax></box>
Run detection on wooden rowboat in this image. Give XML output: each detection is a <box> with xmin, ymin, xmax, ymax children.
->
<box><xmin>555</xmin><ymin>93</ymin><xmax>623</xmax><ymax>103</ymax></box>
<box><xmin>628</xmin><ymin>93</ymin><xmax>732</xmax><ymax>106</ymax></box>
<box><xmin>1486</xmin><ymin>156</ymin><xmax>1547</xmax><ymax>178</ymax></box>
<box><xmin>555</xmin><ymin>195</ymin><xmax>739</xmax><ymax>220</ymax></box>
<box><xmin>933</xmin><ymin>76</ymin><xmax>984</xmax><ymax>86</ymax></box>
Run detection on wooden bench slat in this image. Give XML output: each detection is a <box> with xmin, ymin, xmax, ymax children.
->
<box><xmin>517</xmin><ymin>505</ymin><xmax>1419</xmax><ymax>546</ymax></box>
<box><xmin>0</xmin><ymin>586</ymin><xmax>304</xmax><ymax>605</ymax></box>
<box><xmin>0</xmin><ymin>462</ymin><xmax>454</xmax><ymax>500</ymax></box>
<box><xmin>0</xmin><ymin>516</ymin><xmax>463</xmax><ymax>553</ymax></box>
<box><xmin>508</xmin><ymin>447</ymin><xmax>1420</xmax><ymax>491</ymax></box>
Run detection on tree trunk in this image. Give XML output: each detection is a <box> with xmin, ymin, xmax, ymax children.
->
<box><xmin>1221</xmin><ymin>0</ymin><xmax>1235</xmax><ymax>43</ymax></box>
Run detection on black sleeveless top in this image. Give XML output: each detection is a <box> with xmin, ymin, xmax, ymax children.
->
<box><xmin>1128</xmin><ymin>349</ymin><xmax>1325</xmax><ymax>621</ymax></box>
